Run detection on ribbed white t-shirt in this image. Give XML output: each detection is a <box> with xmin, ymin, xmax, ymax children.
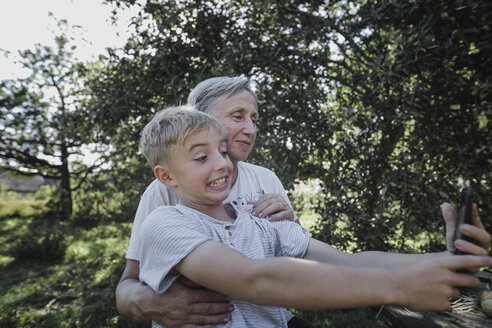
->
<box><xmin>139</xmin><ymin>203</ymin><xmax>310</xmax><ymax>328</ymax></box>
<box><xmin>126</xmin><ymin>161</ymin><xmax>297</xmax><ymax>261</ymax></box>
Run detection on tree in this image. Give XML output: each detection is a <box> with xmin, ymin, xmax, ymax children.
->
<box><xmin>310</xmin><ymin>0</ymin><xmax>492</xmax><ymax>251</ymax></box>
<box><xmin>0</xmin><ymin>29</ymin><xmax>98</xmax><ymax>220</ymax></box>
<box><xmin>92</xmin><ymin>0</ymin><xmax>491</xmax><ymax>251</ymax></box>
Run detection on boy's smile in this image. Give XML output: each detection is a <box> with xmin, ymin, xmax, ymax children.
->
<box><xmin>209</xmin><ymin>177</ymin><xmax>226</xmax><ymax>188</ymax></box>
<box><xmin>165</xmin><ymin>127</ymin><xmax>233</xmax><ymax>216</ymax></box>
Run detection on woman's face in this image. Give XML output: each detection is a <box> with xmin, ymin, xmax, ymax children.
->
<box><xmin>208</xmin><ymin>90</ymin><xmax>258</xmax><ymax>162</ymax></box>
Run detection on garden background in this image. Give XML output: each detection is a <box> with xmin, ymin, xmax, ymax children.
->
<box><xmin>1</xmin><ymin>0</ymin><xmax>491</xmax><ymax>327</ymax></box>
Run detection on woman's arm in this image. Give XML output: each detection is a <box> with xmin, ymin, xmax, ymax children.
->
<box><xmin>176</xmin><ymin>239</ymin><xmax>490</xmax><ymax>312</ymax></box>
<box><xmin>115</xmin><ymin>258</ymin><xmax>233</xmax><ymax>327</ymax></box>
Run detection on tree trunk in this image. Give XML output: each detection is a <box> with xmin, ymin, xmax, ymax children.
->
<box><xmin>60</xmin><ymin>142</ymin><xmax>72</xmax><ymax>221</ymax></box>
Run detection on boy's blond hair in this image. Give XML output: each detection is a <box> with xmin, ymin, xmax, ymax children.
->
<box><xmin>140</xmin><ymin>105</ymin><xmax>225</xmax><ymax>168</ymax></box>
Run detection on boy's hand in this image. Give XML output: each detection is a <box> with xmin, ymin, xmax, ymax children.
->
<box><xmin>149</xmin><ymin>276</ymin><xmax>233</xmax><ymax>328</ymax></box>
<box><xmin>394</xmin><ymin>255</ymin><xmax>492</xmax><ymax>312</ymax></box>
<box><xmin>441</xmin><ymin>202</ymin><xmax>491</xmax><ymax>255</ymax></box>
<box><xmin>249</xmin><ymin>193</ymin><xmax>295</xmax><ymax>222</ymax></box>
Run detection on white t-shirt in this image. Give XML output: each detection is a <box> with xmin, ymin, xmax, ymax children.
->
<box><xmin>126</xmin><ymin>161</ymin><xmax>297</xmax><ymax>261</ymax></box>
<box><xmin>139</xmin><ymin>203</ymin><xmax>310</xmax><ymax>328</ymax></box>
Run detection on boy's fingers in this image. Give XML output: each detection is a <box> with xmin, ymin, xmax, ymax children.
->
<box><xmin>459</xmin><ymin>203</ymin><xmax>491</xmax><ymax>252</ymax></box>
<box><xmin>451</xmin><ymin>287</ymin><xmax>461</xmax><ymax>299</ymax></box>
<box><xmin>458</xmin><ymin>225</ymin><xmax>491</xmax><ymax>255</ymax></box>
<box><xmin>451</xmin><ymin>272</ymin><xmax>481</xmax><ymax>288</ymax></box>
<box><xmin>469</xmin><ymin>203</ymin><xmax>491</xmax><ymax>252</ymax></box>
<box><xmin>470</xmin><ymin>203</ymin><xmax>485</xmax><ymax>230</ymax></box>
<box><xmin>441</xmin><ymin>203</ymin><xmax>457</xmax><ymax>252</ymax></box>
<box><xmin>455</xmin><ymin>238</ymin><xmax>489</xmax><ymax>256</ymax></box>
<box><xmin>445</xmin><ymin>255</ymin><xmax>492</xmax><ymax>272</ymax></box>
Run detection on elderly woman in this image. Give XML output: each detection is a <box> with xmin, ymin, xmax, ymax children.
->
<box><xmin>116</xmin><ymin>76</ymin><xmax>491</xmax><ymax>328</ymax></box>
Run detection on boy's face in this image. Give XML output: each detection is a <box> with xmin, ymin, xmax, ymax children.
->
<box><xmin>166</xmin><ymin>127</ymin><xmax>234</xmax><ymax>209</ymax></box>
<box><xmin>208</xmin><ymin>90</ymin><xmax>258</xmax><ymax>162</ymax></box>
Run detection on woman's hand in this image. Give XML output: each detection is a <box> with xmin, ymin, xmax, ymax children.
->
<box><xmin>249</xmin><ymin>193</ymin><xmax>296</xmax><ymax>222</ymax></box>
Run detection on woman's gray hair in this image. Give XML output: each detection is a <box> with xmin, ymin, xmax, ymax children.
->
<box><xmin>187</xmin><ymin>76</ymin><xmax>258</xmax><ymax>113</ymax></box>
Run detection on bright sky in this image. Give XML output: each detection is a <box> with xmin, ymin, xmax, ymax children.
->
<box><xmin>0</xmin><ymin>0</ymin><xmax>136</xmax><ymax>80</ymax></box>
<box><xmin>0</xmin><ymin>0</ymin><xmax>139</xmax><ymax>167</ymax></box>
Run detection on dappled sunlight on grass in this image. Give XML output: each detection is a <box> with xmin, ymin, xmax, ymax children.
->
<box><xmin>0</xmin><ymin>199</ymin><xmax>47</xmax><ymax>218</ymax></box>
<box><xmin>65</xmin><ymin>241</ymin><xmax>91</xmax><ymax>259</ymax></box>
<box><xmin>0</xmin><ymin>200</ymin><xmax>134</xmax><ymax>328</ymax></box>
<box><xmin>0</xmin><ymin>255</ymin><xmax>14</xmax><ymax>266</ymax></box>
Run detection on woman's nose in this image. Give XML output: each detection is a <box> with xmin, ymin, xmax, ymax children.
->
<box><xmin>242</xmin><ymin>118</ymin><xmax>256</xmax><ymax>134</ymax></box>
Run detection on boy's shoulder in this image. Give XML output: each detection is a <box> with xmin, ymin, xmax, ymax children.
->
<box><xmin>147</xmin><ymin>204</ymin><xmax>192</xmax><ymax>219</ymax></box>
<box><xmin>143</xmin><ymin>205</ymin><xmax>199</xmax><ymax>233</ymax></box>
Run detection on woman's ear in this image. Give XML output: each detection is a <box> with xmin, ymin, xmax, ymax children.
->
<box><xmin>154</xmin><ymin>165</ymin><xmax>178</xmax><ymax>188</ymax></box>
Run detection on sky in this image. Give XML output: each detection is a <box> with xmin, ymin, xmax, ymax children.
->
<box><xmin>0</xmin><ymin>0</ymin><xmax>137</xmax><ymax>80</ymax></box>
<box><xmin>0</xmin><ymin>0</ymin><xmax>139</xmax><ymax>166</ymax></box>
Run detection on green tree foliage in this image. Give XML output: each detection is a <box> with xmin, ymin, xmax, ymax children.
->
<box><xmin>92</xmin><ymin>0</ymin><xmax>491</xmax><ymax>251</ymax></box>
<box><xmin>0</xmin><ymin>27</ymin><xmax>97</xmax><ymax>221</ymax></box>
<box><xmin>311</xmin><ymin>0</ymin><xmax>492</xmax><ymax>251</ymax></box>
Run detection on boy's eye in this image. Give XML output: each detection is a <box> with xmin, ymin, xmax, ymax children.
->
<box><xmin>221</xmin><ymin>151</ymin><xmax>229</xmax><ymax>157</ymax></box>
<box><xmin>194</xmin><ymin>155</ymin><xmax>207</xmax><ymax>161</ymax></box>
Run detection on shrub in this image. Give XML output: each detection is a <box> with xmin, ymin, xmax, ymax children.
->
<box><xmin>8</xmin><ymin>216</ymin><xmax>67</xmax><ymax>263</ymax></box>
<box><xmin>5</xmin><ymin>198</ymin><xmax>67</xmax><ymax>263</ymax></box>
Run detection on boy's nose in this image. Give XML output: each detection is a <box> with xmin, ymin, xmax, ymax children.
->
<box><xmin>214</xmin><ymin>153</ymin><xmax>229</xmax><ymax>170</ymax></box>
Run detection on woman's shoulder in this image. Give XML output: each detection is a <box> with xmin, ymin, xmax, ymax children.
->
<box><xmin>237</xmin><ymin>161</ymin><xmax>277</xmax><ymax>177</ymax></box>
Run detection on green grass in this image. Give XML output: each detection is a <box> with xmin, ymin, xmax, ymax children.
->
<box><xmin>0</xmin><ymin>199</ymin><xmax>138</xmax><ymax>328</ymax></box>
<box><xmin>0</xmin><ymin>199</ymin><xmax>47</xmax><ymax>218</ymax></box>
<box><xmin>0</xmin><ymin>197</ymin><xmax>390</xmax><ymax>328</ymax></box>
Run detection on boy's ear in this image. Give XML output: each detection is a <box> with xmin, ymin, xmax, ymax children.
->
<box><xmin>154</xmin><ymin>165</ymin><xmax>177</xmax><ymax>188</ymax></box>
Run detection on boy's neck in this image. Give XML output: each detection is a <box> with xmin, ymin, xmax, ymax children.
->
<box><xmin>212</xmin><ymin>203</ymin><xmax>237</xmax><ymax>222</ymax></box>
<box><xmin>185</xmin><ymin>202</ymin><xmax>236</xmax><ymax>223</ymax></box>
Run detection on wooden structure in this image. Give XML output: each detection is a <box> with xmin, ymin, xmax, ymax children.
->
<box><xmin>380</xmin><ymin>271</ymin><xmax>492</xmax><ymax>327</ymax></box>
<box><xmin>381</xmin><ymin>305</ymin><xmax>491</xmax><ymax>328</ymax></box>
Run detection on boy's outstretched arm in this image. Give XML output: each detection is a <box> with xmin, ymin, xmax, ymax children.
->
<box><xmin>175</xmin><ymin>240</ymin><xmax>491</xmax><ymax>312</ymax></box>
<box><xmin>304</xmin><ymin>202</ymin><xmax>491</xmax><ymax>270</ymax></box>
<box><xmin>303</xmin><ymin>238</ymin><xmax>440</xmax><ymax>269</ymax></box>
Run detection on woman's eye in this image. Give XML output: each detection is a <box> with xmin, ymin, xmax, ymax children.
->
<box><xmin>221</xmin><ymin>151</ymin><xmax>229</xmax><ymax>157</ymax></box>
<box><xmin>194</xmin><ymin>155</ymin><xmax>207</xmax><ymax>161</ymax></box>
<box><xmin>232</xmin><ymin>115</ymin><xmax>242</xmax><ymax>121</ymax></box>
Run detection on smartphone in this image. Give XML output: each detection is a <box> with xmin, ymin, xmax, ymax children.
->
<box><xmin>453</xmin><ymin>188</ymin><xmax>475</xmax><ymax>255</ymax></box>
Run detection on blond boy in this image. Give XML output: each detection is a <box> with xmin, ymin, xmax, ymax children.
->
<box><xmin>138</xmin><ymin>106</ymin><xmax>491</xmax><ymax>328</ymax></box>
